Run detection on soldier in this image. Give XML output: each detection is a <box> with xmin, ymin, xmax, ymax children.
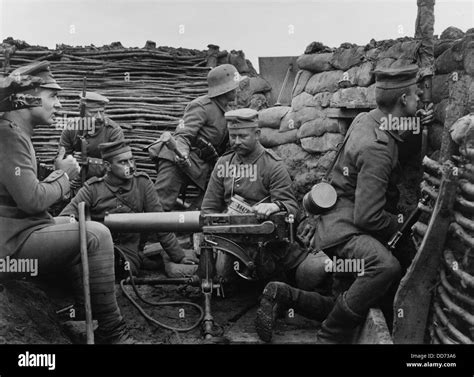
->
<box><xmin>59</xmin><ymin>91</ymin><xmax>124</xmax><ymax>181</ymax></box>
<box><xmin>256</xmin><ymin>65</ymin><xmax>434</xmax><ymax>343</ymax></box>
<box><xmin>201</xmin><ymin>109</ymin><xmax>332</xmax><ymax>332</ymax></box>
<box><xmin>60</xmin><ymin>140</ymin><xmax>199</xmax><ymax>278</ymax></box>
<box><xmin>0</xmin><ymin>61</ymin><xmax>134</xmax><ymax>344</ymax></box>
<box><xmin>149</xmin><ymin>64</ymin><xmax>240</xmax><ymax>211</ymax></box>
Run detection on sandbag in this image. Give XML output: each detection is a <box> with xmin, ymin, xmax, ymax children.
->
<box><xmin>297</xmin><ymin>117</ymin><xmax>343</xmax><ymax>139</ymax></box>
<box><xmin>432</xmin><ymin>74</ymin><xmax>450</xmax><ymax>103</ymax></box>
<box><xmin>300</xmin><ymin>133</ymin><xmax>344</xmax><ymax>153</ymax></box>
<box><xmin>259</xmin><ymin>127</ymin><xmax>298</xmax><ymax>148</ymax></box>
<box><xmin>434</xmin><ymin>39</ymin><xmax>454</xmax><ymax>58</ymax></box>
<box><xmin>329</xmin><ymin>85</ymin><xmax>376</xmax><ymax>109</ymax></box>
<box><xmin>339</xmin><ymin>61</ymin><xmax>374</xmax><ymax>88</ymax></box>
<box><xmin>258</xmin><ymin>106</ymin><xmax>291</xmax><ymax>129</ymax></box>
<box><xmin>305</xmin><ymin>70</ymin><xmax>343</xmax><ymax>94</ymax></box>
<box><xmin>292</xmin><ymin>107</ymin><xmax>325</xmax><ymax>126</ymax></box>
<box><xmin>330</xmin><ymin>46</ymin><xmax>365</xmax><ymax>71</ymax></box>
<box><xmin>296</xmin><ymin>53</ymin><xmax>333</xmax><ymax>73</ymax></box>
<box><xmin>375</xmin><ymin>58</ymin><xmax>396</xmax><ymax>70</ymax></box>
<box><xmin>377</xmin><ymin>40</ymin><xmax>421</xmax><ymax>61</ymax></box>
<box><xmin>450</xmin><ymin>114</ymin><xmax>474</xmax><ymax>145</ymax></box>
<box><xmin>279</xmin><ymin>111</ymin><xmax>300</xmax><ymax>132</ymax></box>
<box><xmin>464</xmin><ymin>40</ymin><xmax>474</xmax><ymax>75</ymax></box>
<box><xmin>440</xmin><ymin>26</ymin><xmax>465</xmax><ymax>40</ymax></box>
<box><xmin>291</xmin><ymin>92</ymin><xmax>320</xmax><ymax>111</ymax></box>
<box><xmin>292</xmin><ymin>70</ymin><xmax>313</xmax><ymax>97</ymax></box>
<box><xmin>313</xmin><ymin>92</ymin><xmax>332</xmax><ymax>108</ymax></box>
<box><xmin>433</xmin><ymin>98</ymin><xmax>448</xmax><ymax>124</ymax></box>
<box><xmin>435</xmin><ymin>36</ymin><xmax>473</xmax><ymax>74</ymax></box>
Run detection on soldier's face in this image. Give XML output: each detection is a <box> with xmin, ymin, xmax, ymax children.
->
<box><xmin>106</xmin><ymin>151</ymin><xmax>135</xmax><ymax>180</ymax></box>
<box><xmin>229</xmin><ymin>128</ymin><xmax>260</xmax><ymax>157</ymax></box>
<box><xmin>402</xmin><ymin>85</ymin><xmax>420</xmax><ymax>116</ymax></box>
<box><xmin>85</xmin><ymin>106</ymin><xmax>105</xmax><ymax>133</ymax></box>
<box><xmin>29</xmin><ymin>88</ymin><xmax>61</xmax><ymax>126</ymax></box>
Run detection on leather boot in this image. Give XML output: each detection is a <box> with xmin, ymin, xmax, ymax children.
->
<box><xmin>94</xmin><ymin>319</ymin><xmax>138</xmax><ymax>344</ymax></box>
<box><xmin>315</xmin><ymin>292</ymin><xmax>365</xmax><ymax>344</ymax></box>
<box><xmin>255</xmin><ymin>281</ymin><xmax>335</xmax><ymax>343</ymax></box>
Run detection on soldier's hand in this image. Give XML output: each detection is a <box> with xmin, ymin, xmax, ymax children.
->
<box><xmin>416</xmin><ymin>103</ymin><xmax>434</xmax><ymax>125</ymax></box>
<box><xmin>252</xmin><ymin>203</ymin><xmax>280</xmax><ymax>220</ymax></box>
<box><xmin>297</xmin><ymin>217</ymin><xmax>317</xmax><ymax>248</ymax></box>
<box><xmin>180</xmin><ymin>250</ymin><xmax>199</xmax><ymax>265</ymax></box>
<box><xmin>174</xmin><ymin>150</ymin><xmax>190</xmax><ymax>167</ymax></box>
<box><xmin>55</xmin><ymin>147</ymin><xmax>80</xmax><ymax>181</ymax></box>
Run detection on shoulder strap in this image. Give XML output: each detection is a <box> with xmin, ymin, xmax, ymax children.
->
<box><xmin>323</xmin><ymin>112</ymin><xmax>366</xmax><ymax>181</ymax></box>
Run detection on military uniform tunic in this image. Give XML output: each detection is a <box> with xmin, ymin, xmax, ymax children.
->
<box><xmin>60</xmin><ymin>172</ymin><xmax>185</xmax><ymax>270</ymax></box>
<box><xmin>0</xmin><ymin>119</ymin><xmax>69</xmax><ymax>257</ymax></box>
<box><xmin>60</xmin><ymin>118</ymin><xmax>124</xmax><ymax>178</ymax></box>
<box><xmin>151</xmin><ymin>95</ymin><xmax>229</xmax><ymax>203</ymax></box>
<box><xmin>313</xmin><ymin>108</ymin><xmax>403</xmax><ymax>251</ymax></box>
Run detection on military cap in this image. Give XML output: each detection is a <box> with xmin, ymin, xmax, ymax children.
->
<box><xmin>0</xmin><ymin>61</ymin><xmax>62</xmax><ymax>110</ymax></box>
<box><xmin>99</xmin><ymin>140</ymin><xmax>132</xmax><ymax>160</ymax></box>
<box><xmin>80</xmin><ymin>91</ymin><xmax>110</xmax><ymax>106</ymax></box>
<box><xmin>225</xmin><ymin>108</ymin><xmax>259</xmax><ymax>129</ymax></box>
<box><xmin>374</xmin><ymin>64</ymin><xmax>419</xmax><ymax>90</ymax></box>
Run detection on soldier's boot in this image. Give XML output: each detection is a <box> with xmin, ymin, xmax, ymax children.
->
<box><xmin>315</xmin><ymin>292</ymin><xmax>365</xmax><ymax>344</ymax></box>
<box><xmin>255</xmin><ymin>281</ymin><xmax>335</xmax><ymax>343</ymax></box>
<box><xmin>94</xmin><ymin>319</ymin><xmax>138</xmax><ymax>344</ymax></box>
<box><xmin>68</xmin><ymin>263</ymin><xmax>138</xmax><ymax>344</ymax></box>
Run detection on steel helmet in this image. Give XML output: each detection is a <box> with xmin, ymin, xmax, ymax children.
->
<box><xmin>207</xmin><ymin>64</ymin><xmax>240</xmax><ymax>98</ymax></box>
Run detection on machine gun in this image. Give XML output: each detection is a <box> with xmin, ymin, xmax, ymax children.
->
<box><xmin>104</xmin><ymin>211</ymin><xmax>295</xmax><ymax>341</ymax></box>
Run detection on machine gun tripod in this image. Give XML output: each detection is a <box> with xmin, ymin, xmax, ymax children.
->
<box><xmin>105</xmin><ymin>211</ymin><xmax>296</xmax><ymax>342</ymax></box>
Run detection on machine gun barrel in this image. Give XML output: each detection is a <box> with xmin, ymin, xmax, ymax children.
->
<box><xmin>104</xmin><ymin>211</ymin><xmax>202</xmax><ymax>233</ymax></box>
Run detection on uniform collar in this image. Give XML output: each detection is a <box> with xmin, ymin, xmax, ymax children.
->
<box><xmin>104</xmin><ymin>174</ymin><xmax>134</xmax><ymax>192</ymax></box>
<box><xmin>233</xmin><ymin>142</ymin><xmax>265</xmax><ymax>164</ymax></box>
<box><xmin>368</xmin><ymin>108</ymin><xmax>404</xmax><ymax>143</ymax></box>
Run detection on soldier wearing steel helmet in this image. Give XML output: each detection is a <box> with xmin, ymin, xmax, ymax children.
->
<box><xmin>0</xmin><ymin>61</ymin><xmax>136</xmax><ymax>344</ymax></box>
<box><xmin>149</xmin><ymin>64</ymin><xmax>240</xmax><ymax>211</ymax></box>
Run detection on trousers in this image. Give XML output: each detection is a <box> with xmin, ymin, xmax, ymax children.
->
<box><xmin>14</xmin><ymin>217</ymin><xmax>123</xmax><ymax>331</ymax></box>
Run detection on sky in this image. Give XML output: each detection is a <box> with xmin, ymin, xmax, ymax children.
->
<box><xmin>0</xmin><ymin>0</ymin><xmax>473</xmax><ymax>71</ymax></box>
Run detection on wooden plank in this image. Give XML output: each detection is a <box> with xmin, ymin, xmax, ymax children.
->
<box><xmin>355</xmin><ymin>308</ymin><xmax>393</xmax><ymax>344</ymax></box>
<box><xmin>392</xmin><ymin>165</ymin><xmax>459</xmax><ymax>344</ymax></box>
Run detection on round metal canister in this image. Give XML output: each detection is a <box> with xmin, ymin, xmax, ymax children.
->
<box><xmin>303</xmin><ymin>181</ymin><xmax>338</xmax><ymax>215</ymax></box>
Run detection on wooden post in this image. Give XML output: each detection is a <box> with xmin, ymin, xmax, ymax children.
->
<box><xmin>392</xmin><ymin>164</ymin><xmax>459</xmax><ymax>343</ymax></box>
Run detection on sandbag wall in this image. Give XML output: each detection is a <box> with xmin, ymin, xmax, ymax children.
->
<box><xmin>0</xmin><ymin>39</ymin><xmax>272</xmax><ymax>180</ymax></box>
<box><xmin>258</xmin><ymin>27</ymin><xmax>474</xmax><ymax>201</ymax></box>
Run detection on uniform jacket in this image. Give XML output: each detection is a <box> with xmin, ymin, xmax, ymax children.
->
<box><xmin>0</xmin><ymin>119</ymin><xmax>70</xmax><ymax>257</ymax></box>
<box><xmin>59</xmin><ymin>172</ymin><xmax>184</xmax><ymax>263</ymax></box>
<box><xmin>150</xmin><ymin>95</ymin><xmax>229</xmax><ymax>190</ymax></box>
<box><xmin>201</xmin><ymin>143</ymin><xmax>305</xmax><ymax>270</ymax></box>
<box><xmin>59</xmin><ymin>117</ymin><xmax>124</xmax><ymax>178</ymax></box>
<box><xmin>313</xmin><ymin>108</ymin><xmax>403</xmax><ymax>251</ymax></box>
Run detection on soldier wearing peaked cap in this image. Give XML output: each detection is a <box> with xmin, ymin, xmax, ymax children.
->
<box><xmin>254</xmin><ymin>65</ymin><xmax>434</xmax><ymax>344</ymax></box>
<box><xmin>60</xmin><ymin>140</ymin><xmax>199</xmax><ymax>278</ymax></box>
<box><xmin>149</xmin><ymin>64</ymin><xmax>241</xmax><ymax>211</ymax></box>
<box><xmin>202</xmin><ymin>108</ymin><xmax>332</xmax><ymax>332</ymax></box>
<box><xmin>59</xmin><ymin>91</ymin><xmax>124</xmax><ymax>181</ymax></box>
<box><xmin>0</xmin><ymin>61</ymin><xmax>136</xmax><ymax>343</ymax></box>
